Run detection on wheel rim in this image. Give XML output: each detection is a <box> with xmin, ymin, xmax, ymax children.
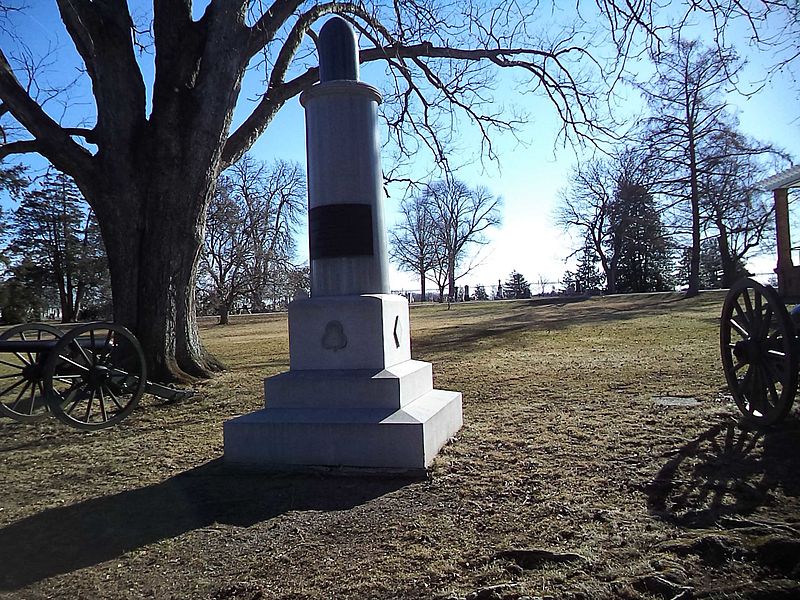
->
<box><xmin>0</xmin><ymin>324</ymin><xmax>63</xmax><ymax>422</ymax></box>
<box><xmin>43</xmin><ymin>323</ymin><xmax>147</xmax><ymax>430</ymax></box>
<box><xmin>720</xmin><ymin>279</ymin><xmax>797</xmax><ymax>425</ymax></box>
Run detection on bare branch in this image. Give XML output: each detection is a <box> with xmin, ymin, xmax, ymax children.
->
<box><xmin>0</xmin><ymin>138</ymin><xmax>41</xmax><ymax>159</ymax></box>
<box><xmin>0</xmin><ymin>49</ymin><xmax>94</xmax><ymax>179</ymax></box>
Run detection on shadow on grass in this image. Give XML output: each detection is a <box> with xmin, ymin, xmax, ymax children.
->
<box><xmin>0</xmin><ymin>459</ymin><xmax>415</xmax><ymax>590</ymax></box>
<box><xmin>645</xmin><ymin>416</ymin><xmax>800</xmax><ymax>528</ymax></box>
<box><xmin>415</xmin><ymin>292</ymin><xmax>718</xmax><ymax>356</ymax></box>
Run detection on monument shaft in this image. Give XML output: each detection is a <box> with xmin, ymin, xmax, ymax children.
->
<box><xmin>301</xmin><ymin>82</ymin><xmax>390</xmax><ymax>296</ymax></box>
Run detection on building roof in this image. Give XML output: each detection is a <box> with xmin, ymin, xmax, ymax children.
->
<box><xmin>758</xmin><ymin>165</ymin><xmax>800</xmax><ymax>191</ymax></box>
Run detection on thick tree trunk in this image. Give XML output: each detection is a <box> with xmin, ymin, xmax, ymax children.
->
<box><xmin>92</xmin><ymin>176</ymin><xmax>225</xmax><ymax>383</ymax></box>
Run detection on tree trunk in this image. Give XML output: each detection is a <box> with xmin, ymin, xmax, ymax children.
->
<box><xmin>685</xmin><ymin>113</ymin><xmax>702</xmax><ymax>297</ymax></box>
<box><xmin>447</xmin><ymin>260</ymin><xmax>456</xmax><ymax>301</ymax></box>
<box><xmin>715</xmin><ymin>215</ymin><xmax>737</xmax><ymax>287</ymax></box>
<box><xmin>90</xmin><ymin>170</ymin><xmax>226</xmax><ymax>384</ymax></box>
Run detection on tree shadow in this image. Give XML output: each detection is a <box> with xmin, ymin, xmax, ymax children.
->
<box><xmin>645</xmin><ymin>416</ymin><xmax>800</xmax><ymax>528</ymax></box>
<box><xmin>0</xmin><ymin>459</ymin><xmax>416</xmax><ymax>590</ymax></box>
<box><xmin>415</xmin><ymin>292</ymin><xmax>715</xmax><ymax>356</ymax></box>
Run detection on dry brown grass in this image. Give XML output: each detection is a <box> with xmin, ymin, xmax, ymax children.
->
<box><xmin>2</xmin><ymin>291</ymin><xmax>800</xmax><ymax>600</ymax></box>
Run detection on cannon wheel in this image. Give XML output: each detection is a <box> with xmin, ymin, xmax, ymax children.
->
<box><xmin>720</xmin><ymin>278</ymin><xmax>798</xmax><ymax>425</ymax></box>
<box><xmin>43</xmin><ymin>322</ymin><xmax>147</xmax><ymax>430</ymax></box>
<box><xmin>0</xmin><ymin>323</ymin><xmax>64</xmax><ymax>422</ymax></box>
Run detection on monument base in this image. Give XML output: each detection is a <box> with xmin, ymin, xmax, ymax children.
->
<box><xmin>223</xmin><ymin>294</ymin><xmax>463</xmax><ymax>472</ymax></box>
<box><xmin>223</xmin><ymin>387</ymin><xmax>462</xmax><ymax>472</ymax></box>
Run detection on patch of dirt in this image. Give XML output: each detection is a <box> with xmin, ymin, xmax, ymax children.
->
<box><xmin>2</xmin><ymin>291</ymin><xmax>800</xmax><ymax>599</ymax></box>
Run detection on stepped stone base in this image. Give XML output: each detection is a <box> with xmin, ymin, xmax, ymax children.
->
<box><xmin>223</xmin><ymin>294</ymin><xmax>463</xmax><ymax>472</ymax></box>
<box><xmin>224</xmin><ymin>386</ymin><xmax>462</xmax><ymax>471</ymax></box>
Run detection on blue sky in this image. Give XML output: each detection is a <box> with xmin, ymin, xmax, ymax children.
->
<box><xmin>2</xmin><ymin>3</ymin><xmax>799</xmax><ymax>293</ymax></box>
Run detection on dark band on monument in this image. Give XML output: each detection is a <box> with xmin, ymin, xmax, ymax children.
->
<box><xmin>309</xmin><ymin>204</ymin><xmax>374</xmax><ymax>259</ymax></box>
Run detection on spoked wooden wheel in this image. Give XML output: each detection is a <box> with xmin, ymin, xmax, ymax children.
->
<box><xmin>0</xmin><ymin>323</ymin><xmax>64</xmax><ymax>422</ymax></box>
<box><xmin>43</xmin><ymin>323</ymin><xmax>147</xmax><ymax>430</ymax></box>
<box><xmin>720</xmin><ymin>278</ymin><xmax>798</xmax><ymax>425</ymax></box>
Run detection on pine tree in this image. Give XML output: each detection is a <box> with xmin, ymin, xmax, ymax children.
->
<box><xmin>574</xmin><ymin>236</ymin><xmax>605</xmax><ymax>293</ymax></box>
<box><xmin>610</xmin><ymin>181</ymin><xmax>674</xmax><ymax>293</ymax></box>
<box><xmin>8</xmin><ymin>171</ymin><xmax>109</xmax><ymax>322</ymax></box>
<box><xmin>504</xmin><ymin>271</ymin><xmax>532</xmax><ymax>299</ymax></box>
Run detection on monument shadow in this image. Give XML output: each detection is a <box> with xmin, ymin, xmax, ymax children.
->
<box><xmin>0</xmin><ymin>459</ymin><xmax>415</xmax><ymax>590</ymax></box>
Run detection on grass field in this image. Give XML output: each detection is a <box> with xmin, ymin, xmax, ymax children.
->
<box><xmin>1</xmin><ymin>291</ymin><xmax>800</xmax><ymax>599</ymax></box>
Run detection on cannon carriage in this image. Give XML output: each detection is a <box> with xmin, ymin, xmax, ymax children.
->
<box><xmin>0</xmin><ymin>322</ymin><xmax>190</xmax><ymax>430</ymax></box>
<box><xmin>720</xmin><ymin>165</ymin><xmax>800</xmax><ymax>425</ymax></box>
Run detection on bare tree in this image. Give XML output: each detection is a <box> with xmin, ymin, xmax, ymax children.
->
<box><xmin>640</xmin><ymin>38</ymin><xmax>743</xmax><ymax>296</ymax></box>
<box><xmin>389</xmin><ymin>194</ymin><xmax>437</xmax><ymax>299</ymax></box>
<box><xmin>557</xmin><ymin>159</ymin><xmax>618</xmax><ymax>293</ymax></box>
<box><xmin>698</xmin><ymin>127</ymin><xmax>787</xmax><ymax>286</ymax></box>
<box><xmin>198</xmin><ymin>177</ymin><xmax>251</xmax><ymax>326</ymax></box>
<box><xmin>199</xmin><ymin>155</ymin><xmax>304</xmax><ymax>324</ymax></box>
<box><xmin>640</xmin><ymin>38</ymin><xmax>791</xmax><ymax>295</ymax></box>
<box><xmin>557</xmin><ymin>150</ymin><xmax>657</xmax><ymax>294</ymax></box>
<box><xmin>0</xmin><ymin>2</ymin><xmax>793</xmax><ymax>380</ymax></box>
<box><xmin>226</xmin><ymin>156</ymin><xmax>305</xmax><ymax>312</ymax></box>
<box><xmin>424</xmin><ymin>180</ymin><xmax>502</xmax><ymax>300</ymax></box>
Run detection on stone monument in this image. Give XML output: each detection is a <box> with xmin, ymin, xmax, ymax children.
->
<box><xmin>223</xmin><ymin>17</ymin><xmax>463</xmax><ymax>472</ymax></box>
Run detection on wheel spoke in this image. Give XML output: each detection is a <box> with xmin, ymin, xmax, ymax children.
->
<box><xmin>71</xmin><ymin>339</ymin><xmax>94</xmax><ymax>369</ymax></box>
<box><xmin>0</xmin><ymin>377</ymin><xmax>27</xmax><ymax>398</ymax></box>
<box><xmin>754</xmin><ymin>290</ymin><xmax>763</xmax><ymax>333</ymax></box>
<box><xmin>0</xmin><ymin>358</ymin><xmax>24</xmax><ymax>369</ymax></box>
<box><xmin>750</xmin><ymin>367</ymin><xmax>768</xmax><ymax>416</ymax></box>
<box><xmin>763</xmin><ymin>356</ymin><xmax>786</xmax><ymax>385</ymax></box>
<box><xmin>98</xmin><ymin>387</ymin><xmax>108</xmax><ymax>421</ymax></box>
<box><xmin>84</xmin><ymin>388</ymin><xmax>95</xmax><ymax>422</ymax></box>
<box><xmin>12</xmin><ymin>352</ymin><xmax>31</xmax><ymax>366</ymax></box>
<box><xmin>104</xmin><ymin>385</ymin><xmax>124</xmax><ymax>411</ymax></box>
<box><xmin>0</xmin><ymin>372</ymin><xmax>24</xmax><ymax>379</ymax></box>
<box><xmin>57</xmin><ymin>354</ymin><xmax>91</xmax><ymax>373</ymax></box>
<box><xmin>761</xmin><ymin>304</ymin><xmax>774</xmax><ymax>339</ymax></box>
<box><xmin>53</xmin><ymin>374</ymin><xmax>85</xmax><ymax>381</ymax></box>
<box><xmin>742</xmin><ymin>290</ymin><xmax>754</xmax><ymax>324</ymax></box>
<box><xmin>63</xmin><ymin>391</ymin><xmax>83</xmax><ymax>416</ymax></box>
<box><xmin>731</xmin><ymin>299</ymin><xmax>753</xmax><ymax>338</ymax></box>
<box><xmin>730</xmin><ymin>318</ymin><xmax>749</xmax><ymax>338</ymax></box>
<box><xmin>739</xmin><ymin>366</ymin><xmax>754</xmax><ymax>397</ymax></box>
<box><xmin>26</xmin><ymin>381</ymin><xmax>37</xmax><ymax>415</ymax></box>
<box><xmin>9</xmin><ymin>380</ymin><xmax>32</xmax><ymax>412</ymax></box>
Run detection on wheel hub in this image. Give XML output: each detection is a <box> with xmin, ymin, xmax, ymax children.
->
<box><xmin>87</xmin><ymin>365</ymin><xmax>110</xmax><ymax>387</ymax></box>
<box><xmin>21</xmin><ymin>362</ymin><xmax>43</xmax><ymax>381</ymax></box>
<box><xmin>733</xmin><ymin>338</ymin><xmax>764</xmax><ymax>365</ymax></box>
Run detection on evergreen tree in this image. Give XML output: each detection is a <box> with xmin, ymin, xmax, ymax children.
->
<box><xmin>474</xmin><ymin>284</ymin><xmax>489</xmax><ymax>301</ymax></box>
<box><xmin>0</xmin><ymin>258</ymin><xmax>50</xmax><ymax>323</ymax></box>
<box><xmin>7</xmin><ymin>171</ymin><xmax>109</xmax><ymax>322</ymax></box>
<box><xmin>504</xmin><ymin>271</ymin><xmax>532</xmax><ymax>299</ymax></box>
<box><xmin>611</xmin><ymin>181</ymin><xmax>674</xmax><ymax>293</ymax></box>
<box><xmin>574</xmin><ymin>236</ymin><xmax>605</xmax><ymax>293</ymax></box>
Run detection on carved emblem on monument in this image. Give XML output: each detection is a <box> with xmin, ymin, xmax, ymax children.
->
<box><xmin>322</xmin><ymin>320</ymin><xmax>348</xmax><ymax>351</ymax></box>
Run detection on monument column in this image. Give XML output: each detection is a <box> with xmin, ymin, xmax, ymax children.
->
<box><xmin>223</xmin><ymin>17</ymin><xmax>463</xmax><ymax>472</ymax></box>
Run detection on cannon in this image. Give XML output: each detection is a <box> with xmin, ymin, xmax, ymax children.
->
<box><xmin>720</xmin><ymin>166</ymin><xmax>800</xmax><ymax>425</ymax></box>
<box><xmin>0</xmin><ymin>322</ymin><xmax>191</xmax><ymax>430</ymax></box>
